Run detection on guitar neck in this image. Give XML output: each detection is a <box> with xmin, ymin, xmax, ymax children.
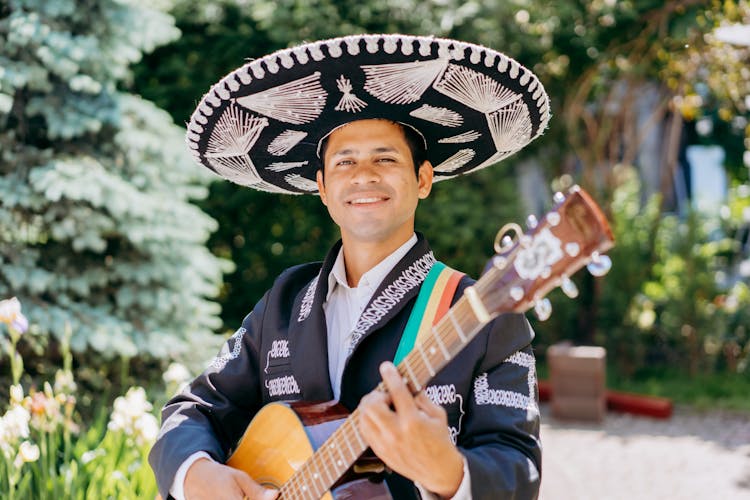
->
<box><xmin>392</xmin><ymin>292</ymin><xmax>494</xmax><ymax>394</ymax></box>
<box><xmin>279</xmin><ymin>288</ymin><xmax>494</xmax><ymax>499</ymax></box>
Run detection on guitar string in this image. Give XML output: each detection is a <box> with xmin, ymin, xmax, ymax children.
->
<box><xmin>281</xmin><ymin>271</ymin><xmax>508</xmax><ymax>498</ymax></box>
<box><xmin>280</xmin><ymin>302</ymin><xmax>486</xmax><ymax>499</ymax></box>
<box><xmin>287</xmin><ymin>244</ymin><xmax>590</xmax><ymax>496</ymax></box>
<box><xmin>281</xmin><ymin>409</ymin><xmax>366</xmax><ymax>499</ymax></box>
<box><xmin>281</xmin><ymin>306</ymin><xmax>485</xmax><ymax>499</ymax></box>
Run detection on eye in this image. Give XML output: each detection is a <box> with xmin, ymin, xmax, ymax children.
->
<box><xmin>376</xmin><ymin>157</ymin><xmax>397</xmax><ymax>163</ymax></box>
<box><xmin>336</xmin><ymin>159</ymin><xmax>354</xmax><ymax>167</ymax></box>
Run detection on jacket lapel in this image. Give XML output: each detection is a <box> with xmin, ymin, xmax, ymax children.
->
<box><xmin>287</xmin><ymin>241</ymin><xmax>341</xmax><ymax>401</ymax></box>
<box><xmin>287</xmin><ymin>235</ymin><xmax>437</xmax><ymax>401</ymax></box>
<box><xmin>346</xmin><ymin>233</ymin><xmax>436</xmax><ymax>359</ymax></box>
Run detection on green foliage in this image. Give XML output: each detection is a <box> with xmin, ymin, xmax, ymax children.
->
<box><xmin>636</xmin><ymin>211</ymin><xmax>727</xmax><ymax>374</ymax></box>
<box><xmin>536</xmin><ymin>166</ymin><xmax>750</xmax><ymax>378</ymax></box>
<box><xmin>0</xmin><ymin>0</ymin><xmax>227</xmax><ymax>363</ymax></box>
<box><xmin>0</xmin><ymin>312</ymin><xmax>166</xmax><ymax>499</ymax></box>
<box><xmin>620</xmin><ymin>181</ymin><xmax>750</xmax><ymax>376</ymax></box>
<box><xmin>533</xmin><ymin>167</ymin><xmax>660</xmax><ymax>358</ymax></box>
<box><xmin>199</xmin><ymin>185</ymin><xmax>339</xmax><ymax>328</ymax></box>
<box><xmin>608</xmin><ymin>368</ymin><xmax>750</xmax><ymax>412</ymax></box>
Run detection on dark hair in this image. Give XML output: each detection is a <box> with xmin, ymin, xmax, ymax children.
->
<box><xmin>317</xmin><ymin>120</ymin><xmax>428</xmax><ymax>178</ymax></box>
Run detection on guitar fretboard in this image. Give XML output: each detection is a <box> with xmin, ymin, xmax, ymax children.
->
<box><xmin>279</xmin><ymin>270</ymin><xmax>504</xmax><ymax>499</ymax></box>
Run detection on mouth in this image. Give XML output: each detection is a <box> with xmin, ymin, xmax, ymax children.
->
<box><xmin>346</xmin><ymin>195</ymin><xmax>390</xmax><ymax>206</ymax></box>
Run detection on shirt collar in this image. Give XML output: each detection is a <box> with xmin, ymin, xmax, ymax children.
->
<box><xmin>326</xmin><ymin>233</ymin><xmax>418</xmax><ymax>301</ymax></box>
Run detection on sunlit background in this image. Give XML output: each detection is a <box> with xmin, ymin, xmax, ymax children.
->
<box><xmin>1</xmin><ymin>0</ymin><xmax>749</xmax><ymax>498</ymax></box>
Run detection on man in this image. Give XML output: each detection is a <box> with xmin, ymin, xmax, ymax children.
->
<box><xmin>150</xmin><ymin>34</ymin><xmax>550</xmax><ymax>500</ymax></box>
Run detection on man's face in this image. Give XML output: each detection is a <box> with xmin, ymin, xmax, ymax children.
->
<box><xmin>316</xmin><ymin>120</ymin><xmax>433</xmax><ymax>245</ymax></box>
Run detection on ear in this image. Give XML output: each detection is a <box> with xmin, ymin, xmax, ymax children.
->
<box><xmin>417</xmin><ymin>161</ymin><xmax>433</xmax><ymax>199</ymax></box>
<box><xmin>316</xmin><ymin>169</ymin><xmax>328</xmax><ymax>205</ymax></box>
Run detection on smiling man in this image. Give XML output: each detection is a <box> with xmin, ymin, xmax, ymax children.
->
<box><xmin>317</xmin><ymin>120</ymin><xmax>433</xmax><ymax>285</ymax></box>
<box><xmin>150</xmin><ymin>34</ymin><xmax>550</xmax><ymax>500</ymax></box>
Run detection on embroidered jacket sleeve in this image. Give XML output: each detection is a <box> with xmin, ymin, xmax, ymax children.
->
<box><xmin>148</xmin><ymin>293</ymin><xmax>268</xmax><ymax>499</ymax></box>
<box><xmin>459</xmin><ymin>311</ymin><xmax>541</xmax><ymax>500</ymax></box>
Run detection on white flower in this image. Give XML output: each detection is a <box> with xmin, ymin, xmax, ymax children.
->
<box><xmin>26</xmin><ymin>386</ymin><xmax>64</xmax><ymax>432</ymax></box>
<box><xmin>163</xmin><ymin>362</ymin><xmax>191</xmax><ymax>386</ymax></box>
<box><xmin>9</xmin><ymin>384</ymin><xmax>24</xmax><ymax>405</ymax></box>
<box><xmin>108</xmin><ymin>386</ymin><xmax>159</xmax><ymax>445</ymax></box>
<box><xmin>17</xmin><ymin>441</ymin><xmax>40</xmax><ymax>463</ymax></box>
<box><xmin>54</xmin><ymin>370</ymin><xmax>77</xmax><ymax>394</ymax></box>
<box><xmin>81</xmin><ymin>448</ymin><xmax>105</xmax><ymax>464</ymax></box>
<box><xmin>134</xmin><ymin>412</ymin><xmax>160</xmax><ymax>445</ymax></box>
<box><xmin>1</xmin><ymin>405</ymin><xmax>30</xmax><ymax>443</ymax></box>
<box><xmin>0</xmin><ymin>297</ymin><xmax>28</xmax><ymax>333</ymax></box>
<box><xmin>0</xmin><ymin>297</ymin><xmax>21</xmax><ymax>322</ymax></box>
<box><xmin>0</xmin><ymin>429</ymin><xmax>9</xmax><ymax>455</ymax></box>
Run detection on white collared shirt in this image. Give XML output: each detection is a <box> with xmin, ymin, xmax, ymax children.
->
<box><xmin>322</xmin><ymin>233</ymin><xmax>470</xmax><ymax>500</ymax></box>
<box><xmin>323</xmin><ymin>233</ymin><xmax>418</xmax><ymax>400</ymax></box>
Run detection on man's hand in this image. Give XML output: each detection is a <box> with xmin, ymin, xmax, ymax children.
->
<box><xmin>358</xmin><ymin>362</ymin><xmax>465</xmax><ymax>498</ymax></box>
<box><xmin>184</xmin><ymin>457</ymin><xmax>278</xmax><ymax>500</ymax></box>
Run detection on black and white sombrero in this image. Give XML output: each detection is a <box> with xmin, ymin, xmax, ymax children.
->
<box><xmin>186</xmin><ymin>34</ymin><xmax>550</xmax><ymax>195</ymax></box>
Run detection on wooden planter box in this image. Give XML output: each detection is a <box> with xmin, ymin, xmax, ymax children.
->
<box><xmin>547</xmin><ymin>343</ymin><xmax>607</xmax><ymax>421</ymax></box>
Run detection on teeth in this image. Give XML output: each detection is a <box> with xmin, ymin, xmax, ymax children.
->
<box><xmin>351</xmin><ymin>197</ymin><xmax>384</xmax><ymax>204</ymax></box>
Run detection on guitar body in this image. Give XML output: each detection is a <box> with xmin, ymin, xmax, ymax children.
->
<box><xmin>227</xmin><ymin>400</ymin><xmax>392</xmax><ymax>499</ymax></box>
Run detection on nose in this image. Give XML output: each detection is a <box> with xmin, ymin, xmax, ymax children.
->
<box><xmin>350</xmin><ymin>161</ymin><xmax>380</xmax><ymax>184</ymax></box>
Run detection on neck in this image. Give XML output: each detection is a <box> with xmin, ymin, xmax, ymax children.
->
<box><xmin>341</xmin><ymin>230</ymin><xmax>415</xmax><ymax>287</ymax></box>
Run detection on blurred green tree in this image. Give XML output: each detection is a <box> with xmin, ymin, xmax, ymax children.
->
<box><xmin>0</xmin><ymin>0</ymin><xmax>227</xmax><ymax>365</ymax></box>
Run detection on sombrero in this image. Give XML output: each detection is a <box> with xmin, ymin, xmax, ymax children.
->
<box><xmin>186</xmin><ymin>34</ymin><xmax>550</xmax><ymax>194</ymax></box>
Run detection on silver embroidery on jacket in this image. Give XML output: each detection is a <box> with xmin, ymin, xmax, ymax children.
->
<box><xmin>211</xmin><ymin>327</ymin><xmax>247</xmax><ymax>370</ymax></box>
<box><xmin>297</xmin><ymin>274</ymin><xmax>320</xmax><ymax>322</ymax></box>
<box><xmin>425</xmin><ymin>383</ymin><xmax>465</xmax><ymax>444</ymax></box>
<box><xmin>474</xmin><ymin>351</ymin><xmax>538</xmax><ymax>415</ymax></box>
<box><xmin>264</xmin><ymin>339</ymin><xmax>291</xmax><ymax>373</ymax></box>
<box><xmin>348</xmin><ymin>252</ymin><xmax>436</xmax><ymax>354</ymax></box>
<box><xmin>265</xmin><ymin>374</ymin><xmax>301</xmax><ymax>397</ymax></box>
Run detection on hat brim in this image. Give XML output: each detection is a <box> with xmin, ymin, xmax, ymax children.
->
<box><xmin>186</xmin><ymin>34</ymin><xmax>550</xmax><ymax>194</ymax></box>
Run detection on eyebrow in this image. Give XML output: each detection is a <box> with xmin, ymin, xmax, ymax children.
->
<box><xmin>330</xmin><ymin>146</ymin><xmax>400</xmax><ymax>157</ymax></box>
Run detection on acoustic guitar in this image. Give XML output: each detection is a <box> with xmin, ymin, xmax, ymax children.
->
<box><xmin>225</xmin><ymin>186</ymin><xmax>615</xmax><ymax>499</ymax></box>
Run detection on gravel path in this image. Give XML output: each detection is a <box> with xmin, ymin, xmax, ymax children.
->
<box><xmin>539</xmin><ymin>403</ymin><xmax>750</xmax><ymax>499</ymax></box>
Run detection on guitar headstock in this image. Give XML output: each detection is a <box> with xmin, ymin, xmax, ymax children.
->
<box><xmin>478</xmin><ymin>186</ymin><xmax>615</xmax><ymax>320</ymax></box>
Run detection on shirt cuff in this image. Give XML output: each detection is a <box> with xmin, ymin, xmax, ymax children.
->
<box><xmin>169</xmin><ymin>451</ymin><xmax>214</xmax><ymax>500</ymax></box>
<box><xmin>415</xmin><ymin>455</ymin><xmax>472</xmax><ymax>500</ymax></box>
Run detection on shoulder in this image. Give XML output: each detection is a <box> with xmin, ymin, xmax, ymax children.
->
<box><xmin>265</xmin><ymin>261</ymin><xmax>323</xmax><ymax>304</ymax></box>
<box><xmin>275</xmin><ymin>261</ymin><xmax>323</xmax><ymax>287</ymax></box>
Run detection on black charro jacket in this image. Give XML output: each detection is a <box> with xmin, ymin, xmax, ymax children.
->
<box><xmin>149</xmin><ymin>234</ymin><xmax>541</xmax><ymax>499</ymax></box>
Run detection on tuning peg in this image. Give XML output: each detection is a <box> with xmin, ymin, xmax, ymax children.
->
<box><xmin>509</xmin><ymin>286</ymin><xmax>524</xmax><ymax>302</ymax></box>
<box><xmin>586</xmin><ymin>252</ymin><xmax>612</xmax><ymax>277</ymax></box>
<box><xmin>534</xmin><ymin>298</ymin><xmax>552</xmax><ymax>321</ymax></box>
<box><xmin>526</xmin><ymin>214</ymin><xmax>538</xmax><ymax>229</ymax></box>
<box><xmin>560</xmin><ymin>276</ymin><xmax>579</xmax><ymax>298</ymax></box>
<box><xmin>553</xmin><ymin>192</ymin><xmax>565</xmax><ymax>204</ymax></box>
<box><xmin>546</xmin><ymin>212</ymin><xmax>561</xmax><ymax>227</ymax></box>
<box><xmin>565</xmin><ymin>242</ymin><xmax>580</xmax><ymax>257</ymax></box>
